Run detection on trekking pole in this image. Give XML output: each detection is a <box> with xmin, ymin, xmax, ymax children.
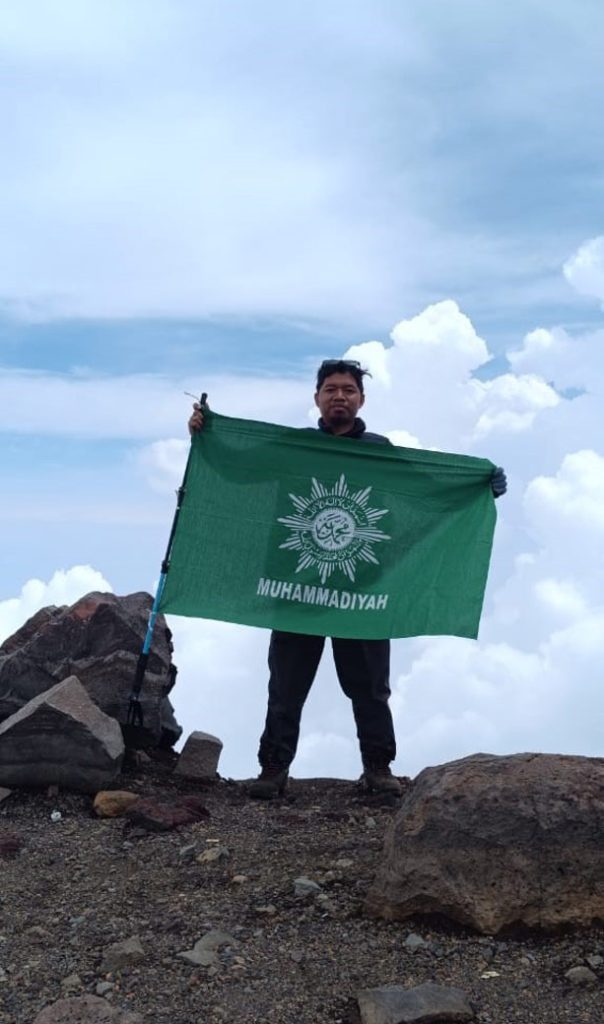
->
<box><xmin>125</xmin><ymin>392</ymin><xmax>208</xmax><ymax>744</ymax></box>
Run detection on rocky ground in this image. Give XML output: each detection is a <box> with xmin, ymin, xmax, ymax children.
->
<box><xmin>1</xmin><ymin>752</ymin><xmax>602</xmax><ymax>1024</ymax></box>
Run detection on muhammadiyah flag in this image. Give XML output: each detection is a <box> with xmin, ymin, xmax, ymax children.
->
<box><xmin>158</xmin><ymin>410</ymin><xmax>497</xmax><ymax>640</ymax></box>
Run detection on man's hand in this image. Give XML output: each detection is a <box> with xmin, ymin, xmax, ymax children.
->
<box><xmin>188</xmin><ymin>402</ymin><xmax>205</xmax><ymax>436</ymax></box>
<box><xmin>491</xmin><ymin>466</ymin><xmax>507</xmax><ymax>498</ymax></box>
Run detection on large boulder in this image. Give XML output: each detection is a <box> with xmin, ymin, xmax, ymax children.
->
<box><xmin>0</xmin><ymin>675</ymin><xmax>124</xmax><ymax>792</ymax></box>
<box><xmin>365</xmin><ymin>752</ymin><xmax>604</xmax><ymax>934</ymax></box>
<box><xmin>0</xmin><ymin>592</ymin><xmax>182</xmax><ymax>746</ymax></box>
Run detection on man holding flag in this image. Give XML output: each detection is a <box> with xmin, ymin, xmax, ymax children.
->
<box><xmin>186</xmin><ymin>359</ymin><xmax>507</xmax><ymax>800</ymax></box>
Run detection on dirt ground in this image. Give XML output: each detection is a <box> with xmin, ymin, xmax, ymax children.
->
<box><xmin>1</xmin><ymin>753</ymin><xmax>602</xmax><ymax>1024</ymax></box>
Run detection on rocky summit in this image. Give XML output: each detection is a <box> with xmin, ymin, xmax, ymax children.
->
<box><xmin>1</xmin><ymin>755</ymin><xmax>603</xmax><ymax>1024</ymax></box>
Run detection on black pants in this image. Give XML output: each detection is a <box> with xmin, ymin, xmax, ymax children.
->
<box><xmin>258</xmin><ymin>630</ymin><xmax>396</xmax><ymax>769</ymax></box>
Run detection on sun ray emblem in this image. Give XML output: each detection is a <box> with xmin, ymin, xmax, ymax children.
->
<box><xmin>277</xmin><ymin>473</ymin><xmax>390</xmax><ymax>584</ymax></box>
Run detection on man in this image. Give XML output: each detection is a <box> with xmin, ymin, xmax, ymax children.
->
<box><xmin>188</xmin><ymin>358</ymin><xmax>507</xmax><ymax>799</ymax></box>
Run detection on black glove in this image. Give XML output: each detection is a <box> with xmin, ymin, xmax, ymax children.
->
<box><xmin>491</xmin><ymin>466</ymin><xmax>507</xmax><ymax>498</ymax></box>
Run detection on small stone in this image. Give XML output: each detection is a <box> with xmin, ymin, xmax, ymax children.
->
<box><xmin>231</xmin><ymin>875</ymin><xmax>248</xmax><ymax>884</ymax></box>
<box><xmin>179</xmin><ymin>844</ymin><xmax>197</xmax><ymax>861</ymax></box>
<box><xmin>0</xmin><ymin>788</ymin><xmax>12</xmax><ymax>804</ymax></box>
<box><xmin>197</xmin><ymin>846</ymin><xmax>230</xmax><ymax>864</ymax></box>
<box><xmin>174</xmin><ymin>731</ymin><xmax>223</xmax><ymax>780</ymax></box>
<box><xmin>0</xmin><ymin>833</ymin><xmax>23</xmax><ymax>858</ymax></box>
<box><xmin>357</xmin><ymin>981</ymin><xmax>475</xmax><ymax>1024</ymax></box>
<box><xmin>60</xmin><ymin>974</ymin><xmax>82</xmax><ymax>993</ymax></box>
<box><xmin>125</xmin><ymin>795</ymin><xmax>209</xmax><ymax>832</ymax></box>
<box><xmin>32</xmin><ymin>995</ymin><xmax>144</xmax><ymax>1023</ymax></box>
<box><xmin>334</xmin><ymin>858</ymin><xmax>355</xmax><ymax>869</ymax></box>
<box><xmin>294</xmin><ymin>876</ymin><xmax>322</xmax><ymax>896</ymax></box>
<box><xmin>178</xmin><ymin>930</ymin><xmax>238</xmax><ymax>967</ymax></box>
<box><xmin>94</xmin><ymin>791</ymin><xmax>139</xmax><ymax>818</ymax></box>
<box><xmin>586</xmin><ymin>954</ymin><xmax>603</xmax><ymax>970</ymax></box>
<box><xmin>254</xmin><ymin>904</ymin><xmax>277</xmax><ymax>915</ymax></box>
<box><xmin>50</xmin><ymin>811</ymin><xmax>62</xmax><ymax>823</ymax></box>
<box><xmin>405</xmin><ymin>933</ymin><xmax>428</xmax><ymax>952</ymax></box>
<box><xmin>290</xmin><ymin>950</ymin><xmax>304</xmax><ymax>963</ymax></box>
<box><xmin>365</xmin><ymin>817</ymin><xmax>377</xmax><ymax>829</ymax></box>
<box><xmin>100</xmin><ymin>936</ymin><xmax>145</xmax><ymax>973</ymax></box>
<box><xmin>96</xmin><ymin>981</ymin><xmax>114</xmax><ymax>996</ymax></box>
<box><xmin>565</xmin><ymin>966</ymin><xmax>597</xmax><ymax>986</ymax></box>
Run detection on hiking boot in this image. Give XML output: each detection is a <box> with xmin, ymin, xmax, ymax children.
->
<box><xmin>361</xmin><ymin>764</ymin><xmax>402</xmax><ymax>796</ymax></box>
<box><xmin>247</xmin><ymin>764</ymin><xmax>289</xmax><ymax>800</ymax></box>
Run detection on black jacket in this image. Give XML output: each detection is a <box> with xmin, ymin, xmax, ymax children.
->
<box><xmin>317</xmin><ymin>417</ymin><xmax>391</xmax><ymax>446</ymax></box>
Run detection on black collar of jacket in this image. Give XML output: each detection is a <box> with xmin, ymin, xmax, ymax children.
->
<box><xmin>317</xmin><ymin>417</ymin><xmax>367</xmax><ymax>438</ymax></box>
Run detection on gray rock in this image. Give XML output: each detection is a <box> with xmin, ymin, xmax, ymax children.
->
<box><xmin>95</xmin><ymin>982</ymin><xmax>114</xmax><ymax>996</ymax></box>
<box><xmin>366</xmin><ymin>752</ymin><xmax>604</xmax><ymax>933</ymax></box>
<box><xmin>32</xmin><ymin>994</ymin><xmax>143</xmax><ymax>1022</ymax></box>
<box><xmin>586</xmin><ymin>954</ymin><xmax>603</xmax><ymax>969</ymax></box>
<box><xmin>60</xmin><ymin>974</ymin><xmax>82</xmax><ymax>993</ymax></box>
<box><xmin>178</xmin><ymin>930</ymin><xmax>238</xmax><ymax>966</ymax></box>
<box><xmin>0</xmin><ymin>591</ymin><xmax>181</xmax><ymax>747</ymax></box>
<box><xmin>100</xmin><ymin>935</ymin><xmax>145</xmax><ymax>973</ymax></box>
<box><xmin>0</xmin><ymin>787</ymin><xmax>11</xmax><ymax>803</ymax></box>
<box><xmin>405</xmin><ymin>932</ymin><xmax>428</xmax><ymax>952</ymax></box>
<box><xmin>294</xmin><ymin>876</ymin><xmax>322</xmax><ymax>896</ymax></box>
<box><xmin>0</xmin><ymin>676</ymin><xmax>124</xmax><ymax>792</ymax></box>
<box><xmin>197</xmin><ymin>845</ymin><xmax>230</xmax><ymax>864</ymax></box>
<box><xmin>174</xmin><ymin>730</ymin><xmax>223</xmax><ymax>779</ymax></box>
<box><xmin>358</xmin><ymin>982</ymin><xmax>474</xmax><ymax>1024</ymax></box>
<box><xmin>565</xmin><ymin>966</ymin><xmax>597</xmax><ymax>986</ymax></box>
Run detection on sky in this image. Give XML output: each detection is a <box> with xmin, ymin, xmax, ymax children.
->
<box><xmin>1</xmin><ymin>0</ymin><xmax>603</xmax><ymax>780</ymax></box>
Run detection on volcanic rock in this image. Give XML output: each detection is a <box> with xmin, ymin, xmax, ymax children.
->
<box><xmin>32</xmin><ymin>994</ymin><xmax>143</xmax><ymax>1023</ymax></box>
<box><xmin>0</xmin><ymin>591</ymin><xmax>181</xmax><ymax>746</ymax></box>
<box><xmin>174</xmin><ymin>730</ymin><xmax>223</xmax><ymax>779</ymax></box>
<box><xmin>0</xmin><ymin>675</ymin><xmax>124</xmax><ymax>792</ymax></box>
<box><xmin>357</xmin><ymin>982</ymin><xmax>475</xmax><ymax>1023</ymax></box>
<box><xmin>366</xmin><ymin>752</ymin><xmax>604</xmax><ymax>933</ymax></box>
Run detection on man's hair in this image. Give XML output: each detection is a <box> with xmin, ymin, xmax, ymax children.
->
<box><xmin>316</xmin><ymin>358</ymin><xmax>371</xmax><ymax>394</ymax></box>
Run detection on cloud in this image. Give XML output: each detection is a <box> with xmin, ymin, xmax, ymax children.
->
<box><xmin>0</xmin><ymin>370</ymin><xmax>310</xmax><ymax>439</ymax></box>
<box><xmin>2</xmin><ymin>3</ymin><xmax>602</xmax><ymax>326</ymax></box>
<box><xmin>344</xmin><ymin>301</ymin><xmax>561</xmax><ymax>450</ymax></box>
<box><xmin>470</xmin><ymin>373</ymin><xmax>559</xmax><ymax>437</ymax></box>
<box><xmin>525</xmin><ymin>450</ymin><xmax>604</xmax><ymax>533</ymax></box>
<box><xmin>0</xmin><ymin>566</ymin><xmax>113</xmax><ymax>645</ymax></box>
<box><xmin>563</xmin><ymin>236</ymin><xmax>604</xmax><ymax>305</ymax></box>
<box><xmin>137</xmin><ymin>439</ymin><xmax>188</xmax><ymax>494</ymax></box>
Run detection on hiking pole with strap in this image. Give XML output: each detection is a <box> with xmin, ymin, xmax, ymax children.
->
<box><xmin>125</xmin><ymin>392</ymin><xmax>207</xmax><ymax>747</ymax></box>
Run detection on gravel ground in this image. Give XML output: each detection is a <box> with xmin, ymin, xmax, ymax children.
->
<box><xmin>1</xmin><ymin>753</ymin><xmax>602</xmax><ymax>1023</ymax></box>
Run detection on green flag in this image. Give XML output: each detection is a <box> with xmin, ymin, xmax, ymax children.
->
<box><xmin>158</xmin><ymin>410</ymin><xmax>497</xmax><ymax>640</ymax></box>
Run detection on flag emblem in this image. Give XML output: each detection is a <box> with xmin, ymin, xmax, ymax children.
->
<box><xmin>277</xmin><ymin>473</ymin><xmax>390</xmax><ymax>584</ymax></box>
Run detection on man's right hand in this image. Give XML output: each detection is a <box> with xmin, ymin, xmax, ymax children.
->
<box><xmin>188</xmin><ymin>402</ymin><xmax>205</xmax><ymax>436</ymax></box>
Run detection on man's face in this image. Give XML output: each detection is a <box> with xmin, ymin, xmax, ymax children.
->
<box><xmin>314</xmin><ymin>371</ymin><xmax>365</xmax><ymax>431</ymax></box>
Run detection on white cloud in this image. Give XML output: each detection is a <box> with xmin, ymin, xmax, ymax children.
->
<box><xmin>525</xmin><ymin>450</ymin><xmax>604</xmax><ymax>533</ymax></box>
<box><xmin>0</xmin><ymin>566</ymin><xmax>113</xmax><ymax>645</ymax></box>
<box><xmin>390</xmin><ymin>300</ymin><xmax>489</xmax><ymax>366</ymax></box>
<box><xmin>0</xmin><ymin>370</ymin><xmax>310</xmax><ymax>439</ymax></box>
<box><xmin>1</xmin><ymin>4</ymin><xmax>599</xmax><ymax>325</ymax></box>
<box><xmin>387</xmin><ymin>429</ymin><xmax>423</xmax><ymax>449</ymax></box>
<box><xmin>344</xmin><ymin>301</ymin><xmax>561</xmax><ymax>449</ymax></box>
<box><xmin>532</xmin><ymin>578</ymin><xmax>586</xmax><ymax>620</ymax></box>
<box><xmin>137</xmin><ymin>439</ymin><xmax>188</xmax><ymax>494</ymax></box>
<box><xmin>563</xmin><ymin>236</ymin><xmax>604</xmax><ymax>304</ymax></box>
<box><xmin>470</xmin><ymin>373</ymin><xmax>560</xmax><ymax>438</ymax></box>
<box><xmin>507</xmin><ymin>326</ymin><xmax>568</xmax><ymax>371</ymax></box>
